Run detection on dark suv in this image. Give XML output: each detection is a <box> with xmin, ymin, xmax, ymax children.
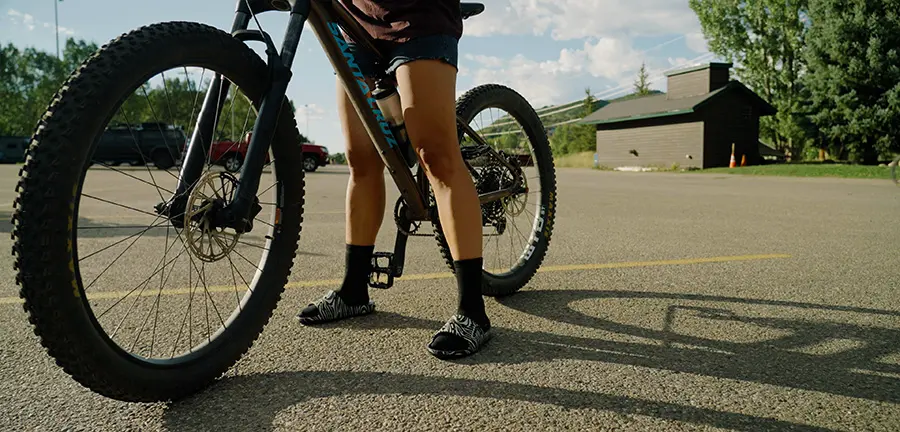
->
<box><xmin>0</xmin><ymin>136</ymin><xmax>29</xmax><ymax>163</ymax></box>
<box><xmin>93</xmin><ymin>123</ymin><xmax>187</xmax><ymax>169</ymax></box>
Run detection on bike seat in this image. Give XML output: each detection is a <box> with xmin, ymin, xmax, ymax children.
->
<box><xmin>461</xmin><ymin>2</ymin><xmax>485</xmax><ymax>20</ymax></box>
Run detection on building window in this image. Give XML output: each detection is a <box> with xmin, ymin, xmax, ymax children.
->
<box><xmin>742</xmin><ymin>106</ymin><xmax>753</xmax><ymax>119</ymax></box>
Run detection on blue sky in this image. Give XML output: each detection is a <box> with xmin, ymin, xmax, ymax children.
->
<box><xmin>2</xmin><ymin>0</ymin><xmax>719</xmax><ymax>154</ymax></box>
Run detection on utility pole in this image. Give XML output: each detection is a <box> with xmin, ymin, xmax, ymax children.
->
<box><xmin>54</xmin><ymin>0</ymin><xmax>60</xmax><ymax>59</ymax></box>
<box><xmin>304</xmin><ymin>104</ymin><xmax>309</xmax><ymax>138</ymax></box>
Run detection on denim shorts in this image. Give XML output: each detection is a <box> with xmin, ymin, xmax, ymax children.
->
<box><xmin>348</xmin><ymin>33</ymin><xmax>459</xmax><ymax>78</ymax></box>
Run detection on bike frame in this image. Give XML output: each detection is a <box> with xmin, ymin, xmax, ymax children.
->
<box><xmin>169</xmin><ymin>0</ymin><xmax>518</xmax><ymax>232</ymax></box>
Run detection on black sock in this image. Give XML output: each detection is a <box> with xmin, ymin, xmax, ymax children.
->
<box><xmin>453</xmin><ymin>257</ymin><xmax>489</xmax><ymax>328</ymax></box>
<box><xmin>428</xmin><ymin>257</ymin><xmax>490</xmax><ymax>353</ymax></box>
<box><xmin>334</xmin><ymin>244</ymin><xmax>374</xmax><ymax>306</ymax></box>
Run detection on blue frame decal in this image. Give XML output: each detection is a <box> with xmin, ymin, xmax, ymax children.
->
<box><xmin>327</xmin><ymin>22</ymin><xmax>397</xmax><ymax>148</ymax></box>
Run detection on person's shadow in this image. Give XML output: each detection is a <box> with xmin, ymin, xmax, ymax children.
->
<box><xmin>162</xmin><ymin>289</ymin><xmax>899</xmax><ymax>431</ymax></box>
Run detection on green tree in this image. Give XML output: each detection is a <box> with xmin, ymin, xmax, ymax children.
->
<box><xmin>551</xmin><ymin>88</ymin><xmax>596</xmax><ymax>155</ymax></box>
<box><xmin>802</xmin><ymin>0</ymin><xmax>900</xmax><ymax>163</ymax></box>
<box><xmin>689</xmin><ymin>0</ymin><xmax>810</xmax><ymax>158</ymax></box>
<box><xmin>0</xmin><ymin>38</ymin><xmax>99</xmax><ymax>136</ymax></box>
<box><xmin>329</xmin><ymin>152</ymin><xmax>347</xmax><ymax>164</ymax></box>
<box><xmin>1</xmin><ymin>39</ymin><xmax>307</xmax><ymax>145</ymax></box>
<box><xmin>633</xmin><ymin>62</ymin><xmax>652</xmax><ymax>96</ymax></box>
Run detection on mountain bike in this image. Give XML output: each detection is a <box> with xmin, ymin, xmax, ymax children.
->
<box><xmin>11</xmin><ymin>0</ymin><xmax>556</xmax><ymax>402</ymax></box>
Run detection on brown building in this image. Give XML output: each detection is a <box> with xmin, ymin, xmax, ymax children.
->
<box><xmin>579</xmin><ymin>62</ymin><xmax>777</xmax><ymax>169</ymax></box>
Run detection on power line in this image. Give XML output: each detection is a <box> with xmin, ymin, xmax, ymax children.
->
<box><xmin>474</xmin><ymin>52</ymin><xmax>719</xmax><ymax>138</ymax></box>
<box><xmin>54</xmin><ymin>0</ymin><xmax>60</xmax><ymax>59</ymax></box>
<box><xmin>480</xmin><ymin>52</ymin><xmax>718</xmax><ymax>131</ymax></box>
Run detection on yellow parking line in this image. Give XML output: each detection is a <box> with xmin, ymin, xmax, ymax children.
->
<box><xmin>73</xmin><ymin>210</ymin><xmax>345</xmax><ymax>221</ymax></box>
<box><xmin>0</xmin><ymin>253</ymin><xmax>790</xmax><ymax>305</ymax></box>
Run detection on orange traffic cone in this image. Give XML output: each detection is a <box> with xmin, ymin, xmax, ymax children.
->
<box><xmin>729</xmin><ymin>143</ymin><xmax>736</xmax><ymax>168</ymax></box>
<box><xmin>740</xmin><ymin>154</ymin><xmax>747</xmax><ymax>167</ymax></box>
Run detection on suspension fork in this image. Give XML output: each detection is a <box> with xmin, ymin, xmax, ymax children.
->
<box><xmin>160</xmin><ymin>0</ymin><xmax>311</xmax><ymax>231</ymax></box>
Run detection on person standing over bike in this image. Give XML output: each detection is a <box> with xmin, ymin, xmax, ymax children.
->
<box><xmin>296</xmin><ymin>0</ymin><xmax>492</xmax><ymax>359</ymax></box>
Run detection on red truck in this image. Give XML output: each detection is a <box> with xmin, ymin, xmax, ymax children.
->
<box><xmin>210</xmin><ymin>132</ymin><xmax>329</xmax><ymax>172</ymax></box>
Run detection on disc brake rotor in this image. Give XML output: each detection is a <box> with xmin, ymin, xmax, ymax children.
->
<box><xmin>184</xmin><ymin>171</ymin><xmax>241</xmax><ymax>262</ymax></box>
<box><xmin>502</xmin><ymin>172</ymin><xmax>528</xmax><ymax>217</ymax></box>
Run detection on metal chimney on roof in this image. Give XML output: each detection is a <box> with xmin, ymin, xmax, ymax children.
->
<box><xmin>665</xmin><ymin>62</ymin><xmax>732</xmax><ymax>99</ymax></box>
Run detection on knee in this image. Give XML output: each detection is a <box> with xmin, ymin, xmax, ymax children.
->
<box><xmin>416</xmin><ymin>141</ymin><xmax>464</xmax><ymax>184</ymax></box>
<box><xmin>346</xmin><ymin>146</ymin><xmax>384</xmax><ymax>179</ymax></box>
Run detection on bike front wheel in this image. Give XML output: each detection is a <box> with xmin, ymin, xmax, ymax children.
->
<box><xmin>12</xmin><ymin>21</ymin><xmax>305</xmax><ymax>402</ymax></box>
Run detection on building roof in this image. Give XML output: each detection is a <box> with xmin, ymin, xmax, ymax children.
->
<box><xmin>664</xmin><ymin>62</ymin><xmax>733</xmax><ymax>77</ymax></box>
<box><xmin>578</xmin><ymin>80</ymin><xmax>777</xmax><ymax>126</ymax></box>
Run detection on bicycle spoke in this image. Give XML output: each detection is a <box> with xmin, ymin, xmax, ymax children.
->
<box><xmin>253</xmin><ymin>218</ymin><xmax>275</xmax><ymax>229</ymax></box>
<box><xmin>234</xmin><ymin>238</ymin><xmax>269</xmax><ymax>252</ymax></box>
<box><xmin>117</xmin><ymin>106</ymin><xmax>179</xmax><ymax>188</ymax></box>
<box><xmin>200</xmin><ymin>261</ymin><xmax>227</xmax><ymax>333</ymax></box>
<box><xmin>79</xmin><ymin>225</ymin><xmax>167</xmax><ymax>230</ymax></box>
<box><xmin>230</xmin><ymin>247</ymin><xmax>264</xmax><ymax>274</ymax></box>
<box><xmin>109</xmin><ymin>241</ymin><xmax>174</xmax><ymax>339</ymax></box>
<box><xmin>225</xmin><ymin>251</ymin><xmax>252</xmax><ymax>313</ymax></box>
<box><xmin>146</xmin><ymin>226</ymin><xmax>175</xmax><ymax>357</ymax></box>
<box><xmin>202</xmin><ymin>262</ymin><xmax>211</xmax><ymax>344</ymax></box>
<box><xmin>96</xmin><ymin>242</ymin><xmax>187</xmax><ymax>320</ymax></box>
<box><xmin>140</xmin><ymin>85</ymin><xmax>182</xmax><ymax>172</ymax></box>
<box><xmin>82</xmin><ymin>194</ymin><xmax>162</xmax><ymax>219</ymax></box>
<box><xmin>91</xmin><ymin>161</ymin><xmax>175</xmax><ymax>195</ymax></box>
<box><xmin>84</xmin><ymin>214</ymin><xmax>165</xmax><ymax>291</ymax></box>
<box><xmin>171</xmin><ymin>254</ymin><xmax>197</xmax><ymax>357</ymax></box>
<box><xmin>79</xmin><ymin>221</ymin><xmax>171</xmax><ymax>262</ymax></box>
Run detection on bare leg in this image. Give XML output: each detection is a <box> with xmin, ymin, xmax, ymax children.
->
<box><xmin>296</xmin><ymin>77</ymin><xmax>383</xmax><ymax>323</ymax></box>
<box><xmin>394</xmin><ymin>60</ymin><xmax>482</xmax><ymax>262</ymax></box>
<box><xmin>338</xmin><ymin>77</ymin><xmax>385</xmax><ymax>246</ymax></box>
<box><xmin>394</xmin><ymin>59</ymin><xmax>491</xmax><ymax>358</ymax></box>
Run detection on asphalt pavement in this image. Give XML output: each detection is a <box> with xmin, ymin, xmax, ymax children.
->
<box><xmin>0</xmin><ymin>164</ymin><xmax>897</xmax><ymax>431</ymax></box>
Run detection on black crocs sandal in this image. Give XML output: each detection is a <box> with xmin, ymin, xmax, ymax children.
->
<box><xmin>427</xmin><ymin>314</ymin><xmax>493</xmax><ymax>359</ymax></box>
<box><xmin>296</xmin><ymin>290</ymin><xmax>375</xmax><ymax>325</ymax></box>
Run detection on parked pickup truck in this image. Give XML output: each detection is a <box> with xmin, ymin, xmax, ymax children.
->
<box><xmin>210</xmin><ymin>132</ymin><xmax>329</xmax><ymax>172</ymax></box>
<box><xmin>92</xmin><ymin>123</ymin><xmax>187</xmax><ymax>169</ymax></box>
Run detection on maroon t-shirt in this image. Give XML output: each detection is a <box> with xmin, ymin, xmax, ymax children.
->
<box><xmin>340</xmin><ymin>0</ymin><xmax>463</xmax><ymax>43</ymax></box>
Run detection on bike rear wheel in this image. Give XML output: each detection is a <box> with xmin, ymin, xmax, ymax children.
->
<box><xmin>12</xmin><ymin>21</ymin><xmax>305</xmax><ymax>402</ymax></box>
<box><xmin>433</xmin><ymin>84</ymin><xmax>557</xmax><ymax>297</ymax></box>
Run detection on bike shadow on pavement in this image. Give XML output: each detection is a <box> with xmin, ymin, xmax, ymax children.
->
<box><xmin>162</xmin><ymin>362</ymin><xmax>833</xmax><ymax>432</ymax></box>
<box><xmin>161</xmin><ymin>289</ymin><xmax>898</xmax><ymax>432</ymax></box>
<box><xmin>491</xmin><ymin>289</ymin><xmax>899</xmax><ymax>404</ymax></box>
<box><xmin>280</xmin><ymin>289</ymin><xmax>899</xmax><ymax>404</ymax></box>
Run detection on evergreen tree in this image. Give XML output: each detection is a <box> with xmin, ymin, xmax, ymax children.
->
<box><xmin>633</xmin><ymin>62</ymin><xmax>652</xmax><ymax>96</ymax></box>
<box><xmin>689</xmin><ymin>0</ymin><xmax>810</xmax><ymax>158</ymax></box>
<box><xmin>802</xmin><ymin>0</ymin><xmax>900</xmax><ymax>163</ymax></box>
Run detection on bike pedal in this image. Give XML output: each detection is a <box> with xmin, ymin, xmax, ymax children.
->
<box><xmin>368</xmin><ymin>252</ymin><xmax>395</xmax><ymax>289</ymax></box>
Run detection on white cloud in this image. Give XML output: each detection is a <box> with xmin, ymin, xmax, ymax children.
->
<box><xmin>684</xmin><ymin>32</ymin><xmax>709</xmax><ymax>53</ymax></box>
<box><xmin>8</xmin><ymin>9</ymin><xmax>35</xmax><ymax>31</ymax></box>
<box><xmin>460</xmin><ymin>41</ymin><xmax>722</xmax><ymax>110</ymax></box>
<box><xmin>582</xmin><ymin>38</ymin><xmax>645</xmax><ymax>79</ymax></box>
<box><xmin>464</xmin><ymin>54</ymin><xmax>506</xmax><ymax>68</ymax></box>
<box><xmin>464</xmin><ymin>0</ymin><xmax>702</xmax><ymax>40</ymax></box>
<box><xmin>296</xmin><ymin>103</ymin><xmax>327</xmax><ymax>122</ymax></box>
<box><xmin>460</xmin><ymin>36</ymin><xmax>649</xmax><ymax>107</ymax></box>
<box><xmin>7</xmin><ymin>9</ymin><xmax>75</xmax><ymax>35</ymax></box>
